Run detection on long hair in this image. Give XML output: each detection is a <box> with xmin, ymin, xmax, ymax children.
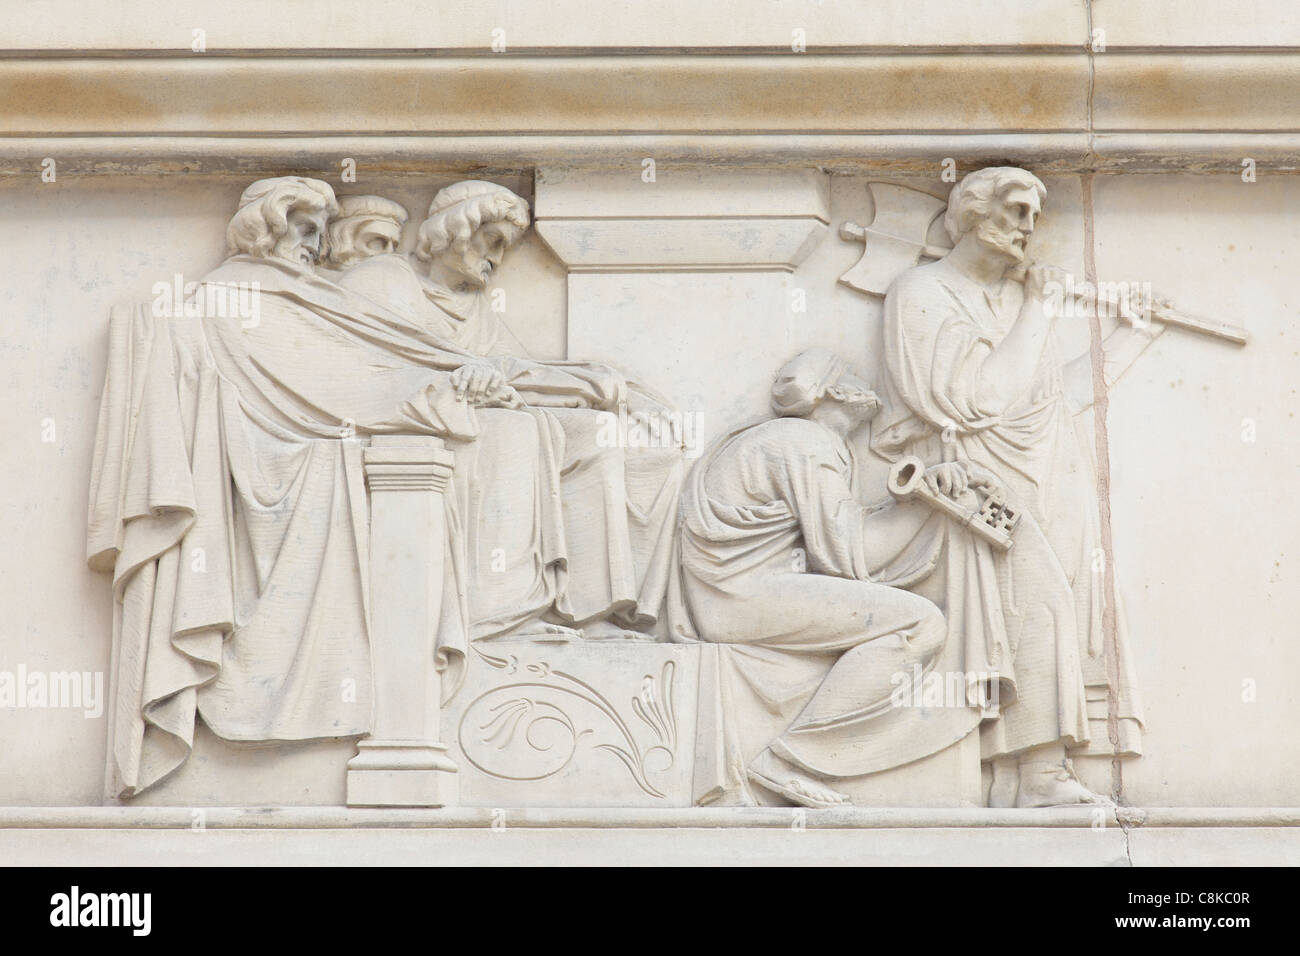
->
<box><xmin>225</xmin><ymin>177</ymin><xmax>339</xmax><ymax>258</ymax></box>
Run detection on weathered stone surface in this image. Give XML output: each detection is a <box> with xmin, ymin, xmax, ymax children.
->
<box><xmin>2</xmin><ymin>2</ymin><xmax>1298</xmax><ymax>867</ymax></box>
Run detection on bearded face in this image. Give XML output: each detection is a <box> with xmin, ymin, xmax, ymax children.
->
<box><xmin>271</xmin><ymin>205</ymin><xmax>330</xmax><ymax>267</ymax></box>
<box><xmin>973</xmin><ymin>185</ymin><xmax>1041</xmax><ymax>265</ymax></box>
<box><xmin>436</xmin><ymin>220</ymin><xmax>524</xmax><ymax>289</ymax></box>
<box><xmin>826</xmin><ymin>371</ymin><xmax>883</xmax><ymax>424</ymax></box>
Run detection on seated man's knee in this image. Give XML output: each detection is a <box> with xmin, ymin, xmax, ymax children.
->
<box><xmin>908</xmin><ymin>603</ymin><xmax>948</xmax><ymax>659</ymax></box>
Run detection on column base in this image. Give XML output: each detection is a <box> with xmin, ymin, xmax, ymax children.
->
<box><xmin>346</xmin><ymin>740</ymin><xmax>459</xmax><ymax>808</ymax></box>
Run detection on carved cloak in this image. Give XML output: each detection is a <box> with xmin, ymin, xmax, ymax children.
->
<box><xmin>678</xmin><ymin>416</ymin><xmax>986</xmax><ymax>801</ymax></box>
<box><xmin>339</xmin><ymin>253</ymin><xmax>685</xmax><ymax>633</ymax></box>
<box><xmin>873</xmin><ymin>258</ymin><xmax>1142</xmax><ymax>759</ymax></box>
<box><xmin>87</xmin><ymin>257</ymin><xmax>492</xmax><ymax>797</ymax></box>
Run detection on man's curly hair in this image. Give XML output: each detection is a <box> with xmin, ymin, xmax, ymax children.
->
<box><xmin>226</xmin><ymin>177</ymin><xmax>339</xmax><ymax>259</ymax></box>
<box><xmin>415</xmin><ymin>181</ymin><xmax>530</xmax><ymax>262</ymax></box>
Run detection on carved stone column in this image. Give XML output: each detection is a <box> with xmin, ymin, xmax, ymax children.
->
<box><xmin>346</xmin><ymin>435</ymin><xmax>459</xmax><ymax>808</ymax></box>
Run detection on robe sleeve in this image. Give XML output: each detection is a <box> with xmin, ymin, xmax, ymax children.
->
<box><xmin>770</xmin><ymin>424</ymin><xmax>875</xmax><ymax>581</ymax></box>
<box><xmin>199</xmin><ymin>288</ymin><xmax>480</xmax><ymax>441</ymax></box>
<box><xmin>871</xmin><ymin>269</ymin><xmax>1003</xmax><ymax>460</ymax></box>
<box><xmin>493</xmin><ymin>356</ymin><xmax>627</xmax><ymax>410</ymax></box>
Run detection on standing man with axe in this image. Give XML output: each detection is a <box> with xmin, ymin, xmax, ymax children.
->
<box><xmin>870</xmin><ymin>167</ymin><xmax>1146</xmax><ymax>807</ymax></box>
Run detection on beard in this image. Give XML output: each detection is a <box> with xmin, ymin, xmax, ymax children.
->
<box><xmin>839</xmin><ymin>389</ymin><xmax>882</xmax><ymax>421</ymax></box>
<box><xmin>452</xmin><ymin>257</ymin><xmax>491</xmax><ymax>288</ymax></box>
<box><xmin>272</xmin><ymin>239</ymin><xmax>318</xmax><ymax>266</ymax></box>
<box><xmin>975</xmin><ymin>219</ymin><xmax>1028</xmax><ymax>263</ymax></box>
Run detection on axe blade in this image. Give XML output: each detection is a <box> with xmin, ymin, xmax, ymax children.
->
<box><xmin>839</xmin><ymin>182</ymin><xmax>950</xmax><ymax>298</ymax></box>
<box><xmin>839</xmin><ymin>235</ymin><xmax>932</xmax><ymax>297</ymax></box>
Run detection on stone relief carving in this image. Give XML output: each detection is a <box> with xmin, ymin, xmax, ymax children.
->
<box><xmin>322</xmin><ymin>194</ymin><xmax>408</xmax><ymax>271</ymax></box>
<box><xmin>886</xmin><ymin>454</ymin><xmax>1021</xmax><ymax>552</ymax></box>
<box><xmin>841</xmin><ymin>181</ymin><xmax>1249</xmax><ymax>344</ymax></box>
<box><xmin>86</xmin><ymin>165</ymin><xmax>1246</xmax><ymax>811</ymax></box>
<box><xmin>462</xmin><ymin>647</ymin><xmax>677</xmax><ymax>798</ymax></box>
<box><xmin>869</xmin><ymin>168</ymin><xmax>1129</xmax><ymax>808</ymax></box>
<box><xmin>846</xmin><ymin>167</ymin><xmax>1243</xmax><ymax>807</ymax></box>
<box><xmin>675</xmin><ymin>349</ymin><xmax>978</xmax><ymax>808</ymax></box>
<box><xmin>87</xmin><ymin>175</ymin><xmax>686</xmax><ymax>799</ymax></box>
<box><xmin>336</xmin><ymin>181</ymin><xmax>687</xmax><ymax>644</ymax></box>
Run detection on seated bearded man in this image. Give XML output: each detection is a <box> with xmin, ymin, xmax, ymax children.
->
<box><xmin>92</xmin><ymin>176</ymin><xmax>531</xmax><ymax>796</ymax></box>
<box><xmin>680</xmin><ymin>350</ymin><xmax>988</xmax><ymax>809</ymax></box>
<box><xmin>338</xmin><ymin>181</ymin><xmax>686</xmax><ymax>640</ymax></box>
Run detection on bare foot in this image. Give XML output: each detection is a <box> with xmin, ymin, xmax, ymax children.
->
<box><xmin>493</xmin><ymin>621</ymin><xmax>582</xmax><ymax>643</ymax></box>
<box><xmin>748</xmin><ymin>749</ymin><xmax>852</xmax><ymax>810</ymax></box>
<box><xmin>578</xmin><ymin>619</ymin><xmax>657</xmax><ymax>641</ymax></box>
<box><xmin>1015</xmin><ymin>760</ymin><xmax>1111</xmax><ymax>808</ymax></box>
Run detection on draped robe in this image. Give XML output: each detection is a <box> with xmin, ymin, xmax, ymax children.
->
<box><xmin>339</xmin><ymin>253</ymin><xmax>685</xmax><ymax>635</ymax></box>
<box><xmin>88</xmin><ymin>255</ymin><xmax>579</xmax><ymax>796</ymax></box>
<box><xmin>872</xmin><ymin>258</ymin><xmax>1143</xmax><ymax>760</ymax></box>
<box><xmin>678</xmin><ymin>415</ymin><xmax>995</xmax><ymax>803</ymax></box>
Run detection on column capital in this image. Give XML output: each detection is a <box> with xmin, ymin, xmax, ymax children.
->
<box><xmin>363</xmin><ymin>436</ymin><xmax>455</xmax><ymax>493</ymax></box>
<box><xmin>533</xmin><ymin>166</ymin><xmax>830</xmax><ymax>273</ymax></box>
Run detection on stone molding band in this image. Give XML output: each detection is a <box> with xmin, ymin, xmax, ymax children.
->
<box><xmin>4</xmin><ymin>134</ymin><xmax>1299</xmax><ymax>177</ymax></box>
<box><xmin>2</xmin><ymin>53</ymin><xmax>1299</xmax><ymax>175</ymax></box>
<box><xmin>5</xmin><ymin>806</ymin><xmax>1300</xmax><ymax>830</ymax></box>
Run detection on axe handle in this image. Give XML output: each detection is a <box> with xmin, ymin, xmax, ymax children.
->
<box><xmin>839</xmin><ymin>221</ymin><xmax>867</xmax><ymax>243</ymax></box>
<box><xmin>1070</xmin><ymin>281</ymin><xmax>1248</xmax><ymax>346</ymax></box>
<box><xmin>838</xmin><ymin>220</ymin><xmax>950</xmax><ymax>260</ymax></box>
<box><xmin>1151</xmin><ymin>306</ymin><xmax>1249</xmax><ymax>346</ymax></box>
<box><xmin>843</xmin><ymin>213</ymin><xmax>1247</xmax><ymax>345</ymax></box>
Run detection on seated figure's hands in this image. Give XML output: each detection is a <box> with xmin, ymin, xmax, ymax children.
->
<box><xmin>622</xmin><ymin>391</ymin><xmax>684</xmax><ymax>449</ymax></box>
<box><xmin>491</xmin><ymin>358</ymin><xmax>627</xmax><ymax>410</ymax></box>
<box><xmin>422</xmin><ymin>376</ymin><xmax>522</xmax><ymax>414</ymax></box>
<box><xmin>451</xmin><ymin>362</ymin><xmax>505</xmax><ymax>405</ymax></box>
<box><xmin>477</xmin><ymin>384</ymin><xmax>524</xmax><ymax>409</ymax></box>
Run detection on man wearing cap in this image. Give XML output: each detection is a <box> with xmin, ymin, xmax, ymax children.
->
<box><xmin>322</xmin><ymin>194</ymin><xmax>409</xmax><ymax>272</ymax></box>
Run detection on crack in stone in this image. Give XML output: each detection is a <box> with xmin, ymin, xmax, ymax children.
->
<box><xmin>1082</xmin><ymin>168</ymin><xmax>1126</xmax><ymax>814</ymax></box>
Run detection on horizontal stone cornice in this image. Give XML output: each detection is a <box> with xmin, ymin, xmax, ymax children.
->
<box><xmin>0</xmin><ymin>54</ymin><xmax>1092</xmax><ymax>135</ymax></box>
<box><xmin>1</xmin><ymin>52</ymin><xmax>1298</xmax><ymax>174</ymax></box>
